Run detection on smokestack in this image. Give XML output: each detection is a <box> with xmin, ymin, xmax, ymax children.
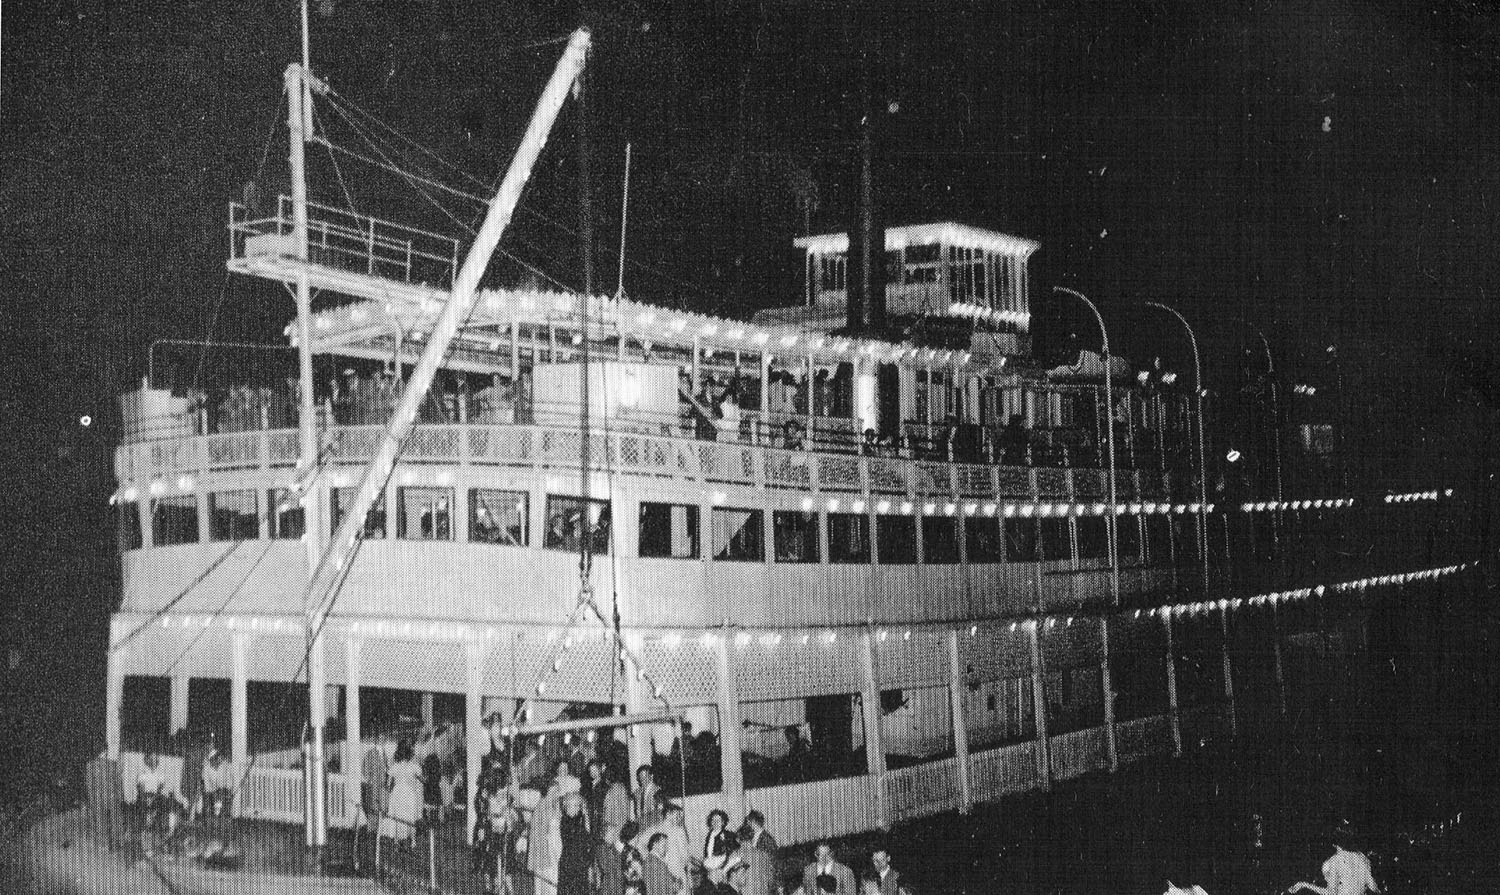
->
<box><xmin>845</xmin><ymin>23</ymin><xmax>885</xmax><ymax>336</ymax></box>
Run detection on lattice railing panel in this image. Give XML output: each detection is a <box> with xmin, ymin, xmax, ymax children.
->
<box><xmin>538</xmin><ymin>430</ymin><xmax>581</xmax><ymax>467</ymax></box>
<box><xmin>244</xmin><ymin>633</ymin><xmax>312</xmax><ymax>683</ymax></box>
<box><xmin>327</xmin><ymin>426</ymin><xmax>381</xmax><ymax>464</ymax></box>
<box><xmin>733</xmin><ymin>640</ymin><xmax>858</xmax><ymax>702</ymax></box>
<box><xmin>637</xmin><ymin>636</ymin><xmax>718</xmax><ymax>705</ymax></box>
<box><xmin>268</xmin><ymin>431</ymin><xmax>299</xmax><ymax>465</ymax></box>
<box><xmin>1039</xmin><ymin>617</ymin><xmax>1103</xmax><ymax>668</ymax></box>
<box><xmin>1036</xmin><ymin>468</ymin><xmax>1070</xmax><ymax>497</ymax></box>
<box><xmin>507</xmin><ymin>632</ymin><xmax>620</xmax><ymax>703</ymax></box>
<box><xmin>996</xmin><ymin>466</ymin><xmax>1033</xmax><ymax>497</ymax></box>
<box><xmin>956</xmin><ymin>464</ymin><xmax>994</xmax><ymax>497</ymax></box>
<box><xmin>763</xmin><ymin>451</ymin><xmax>812</xmax><ymax>489</ymax></box>
<box><xmin>150</xmin><ymin>438</ymin><xmax>201</xmax><ymax>473</ymax></box>
<box><xmin>817</xmin><ymin>455</ymin><xmax>862</xmax><ymax>492</ymax></box>
<box><xmin>959</xmin><ymin>627</ymin><xmax>1032</xmax><ymax>681</ymax></box>
<box><xmin>1072</xmin><ymin>468</ymin><xmax>1105</xmax><ymax>497</ymax></box>
<box><xmin>866</xmin><ymin>458</ymin><xmax>909</xmax><ymax>494</ymax></box>
<box><xmin>207</xmin><ymin>432</ymin><xmax>260</xmax><ymax>469</ymax></box>
<box><xmin>468</xmin><ymin>426</ymin><xmax>533</xmax><ymax>464</ymax></box>
<box><xmin>406</xmin><ymin>425</ymin><xmax>462</xmax><ymax>461</ymax></box>
<box><xmin>361</xmin><ymin>638</ymin><xmax>466</xmax><ymax>693</ymax></box>
<box><xmin>914</xmin><ymin>463</ymin><xmax>950</xmax><ymax>496</ymax></box>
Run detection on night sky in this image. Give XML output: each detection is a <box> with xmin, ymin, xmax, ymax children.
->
<box><xmin>2</xmin><ymin>0</ymin><xmax>1498</xmax><ymax>792</ymax></box>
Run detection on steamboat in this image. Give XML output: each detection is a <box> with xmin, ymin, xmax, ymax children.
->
<box><xmin>95</xmin><ymin>24</ymin><xmax>1481</xmax><ymax>872</ymax></box>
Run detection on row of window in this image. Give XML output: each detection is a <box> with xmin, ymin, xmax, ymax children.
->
<box><xmin>121</xmin><ymin>489</ymin><xmax>1195</xmax><ymax>567</ymax></box>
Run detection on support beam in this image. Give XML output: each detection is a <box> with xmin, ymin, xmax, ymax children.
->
<box><xmin>1271</xmin><ymin>603</ymin><xmax>1287</xmax><ymax>717</ymax></box>
<box><xmin>946</xmin><ymin>630</ymin><xmax>972</xmax><ymax>813</ymax></box>
<box><xmin>859</xmin><ymin>630</ymin><xmax>889</xmax><ymax>828</ymax></box>
<box><xmin>714</xmin><ymin>636</ymin><xmax>746</xmax><ymax>823</ymax></box>
<box><xmin>466</xmin><ymin>643</ymin><xmax>486</xmax><ymax>846</ymax></box>
<box><xmin>105</xmin><ymin>622</ymin><xmax>124</xmax><ymax>760</ymax></box>
<box><xmin>1027</xmin><ymin>622</ymin><xmax>1051</xmax><ymax>791</ymax></box>
<box><xmin>231</xmin><ymin>633</ymin><xmax>249</xmax><ymax>816</ymax></box>
<box><xmin>1162</xmin><ymin>614</ymin><xmax>1182</xmax><ymax>756</ymax></box>
<box><xmin>308</xmin><ymin>633</ymin><xmax>328</xmax><ymax>846</ymax></box>
<box><xmin>343</xmin><ymin>637</ymin><xmax>362</xmax><ymax>827</ymax></box>
<box><xmin>1100</xmin><ymin>617</ymin><xmax>1118</xmax><ymax>772</ymax></box>
<box><xmin>170</xmin><ymin>673</ymin><xmax>191</xmax><ymax>737</ymax></box>
<box><xmin>1221</xmin><ymin>607</ymin><xmax>1237</xmax><ymax>739</ymax></box>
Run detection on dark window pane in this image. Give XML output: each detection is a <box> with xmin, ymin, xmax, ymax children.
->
<box><xmin>1040</xmin><ymin>517</ymin><xmax>1073</xmax><ymax>561</ymax></box>
<box><xmin>1117</xmin><ymin>514</ymin><xmax>1141</xmax><ymax>564</ymax></box>
<box><xmin>1076</xmin><ymin>516</ymin><xmax>1108</xmax><ymax>561</ymax></box>
<box><xmin>118</xmin><ymin>502</ymin><xmax>143</xmax><ymax>551</ymax></box>
<box><xmin>828</xmin><ymin>513</ymin><xmax>870</xmax><ymax>563</ymax></box>
<box><xmin>545</xmin><ymin>496</ymin><xmax>611</xmax><ymax>554</ymax></box>
<box><xmin>965</xmin><ymin>516</ymin><xmax>1003</xmax><ymax>564</ymax></box>
<box><xmin>639</xmin><ymin>502</ymin><xmax>699</xmax><ymax>558</ymax></box>
<box><xmin>712</xmin><ymin>508</ymin><xmax>763</xmax><ymax>561</ymax></box>
<box><xmin>774</xmin><ymin>511</ymin><xmax>821</xmax><ymax>563</ymax></box>
<box><xmin>876</xmin><ymin>515</ymin><xmax>916</xmax><ymax>564</ymax></box>
<box><xmin>397</xmin><ymin>487</ymin><xmax>453</xmax><ymax>540</ymax></box>
<box><xmin>267</xmin><ymin>489</ymin><xmax>305</xmax><ymax>540</ymax></box>
<box><xmin>1146</xmin><ymin>515</ymin><xmax>1172</xmax><ymax>565</ymax></box>
<box><xmin>209</xmin><ymin>490</ymin><xmax>258</xmax><ymax>542</ymax></box>
<box><xmin>331</xmin><ymin>487</ymin><xmax>386</xmax><ymax>539</ymax></box>
<box><xmin>152</xmin><ymin>495</ymin><xmax>199</xmax><ymax>546</ymax></box>
<box><xmin>470</xmin><ymin>489</ymin><xmax>527</xmax><ymax>546</ymax></box>
<box><xmin>1004</xmin><ymin>517</ymin><xmax>1040</xmax><ymax>563</ymax></box>
<box><xmin>922</xmin><ymin>516</ymin><xmax>960</xmax><ymax>564</ymax></box>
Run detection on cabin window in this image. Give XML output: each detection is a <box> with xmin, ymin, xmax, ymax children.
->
<box><xmin>876</xmin><ymin>515</ymin><xmax>917</xmax><ymax>564</ymax></box>
<box><xmin>267</xmin><ymin>489</ymin><xmax>306</xmax><ymax>540</ymax></box>
<box><xmin>470</xmin><ymin>489</ymin><xmax>528</xmax><ymax>546</ymax></box>
<box><xmin>1004</xmin><ymin>517</ymin><xmax>1040</xmax><ymax>562</ymax></box>
<box><xmin>151</xmin><ymin>495</ymin><xmax>199</xmax><ymax>546</ymax></box>
<box><xmin>545</xmin><ymin>496</ymin><xmax>611</xmax><ymax>555</ymax></box>
<box><xmin>209</xmin><ymin>490</ymin><xmax>258</xmax><ymax>542</ymax></box>
<box><xmin>965</xmin><ymin>516</ymin><xmax>1003</xmax><ymax>564</ymax></box>
<box><xmin>903</xmin><ymin>243</ymin><xmax>941</xmax><ymax>284</ymax></box>
<box><xmin>712</xmin><ymin>508</ymin><xmax>763</xmax><ymax>561</ymax></box>
<box><xmin>1172</xmin><ymin>516</ymin><xmax>1200</xmax><ymax>564</ymax></box>
<box><xmin>921</xmin><ymin>516</ymin><xmax>961</xmax><ymax>564</ymax></box>
<box><xmin>948</xmin><ymin>246</ymin><xmax>987</xmax><ymax>306</ymax></box>
<box><xmin>1076</xmin><ymin>516</ymin><xmax>1109</xmax><ymax>562</ymax></box>
<box><xmin>639</xmin><ymin>502</ymin><xmax>700</xmax><ymax>559</ymax></box>
<box><xmin>1040</xmin><ymin>518</ymin><xmax>1073</xmax><ymax>562</ymax></box>
<box><xmin>1145</xmin><ymin>515</ymin><xmax>1172</xmax><ymax>565</ymax></box>
<box><xmin>331</xmin><ymin>487</ymin><xmax>387</xmax><ymax>539</ymax></box>
<box><xmin>827</xmin><ymin>513</ymin><xmax>870</xmax><ymax>563</ymax></box>
<box><xmin>117</xmin><ymin>502</ymin><xmax>143</xmax><ymax>551</ymax></box>
<box><xmin>773</xmin><ymin>511</ymin><xmax>821</xmax><ymax>563</ymax></box>
<box><xmin>1117</xmin><ymin>514</ymin><xmax>1142</xmax><ymax>565</ymax></box>
<box><xmin>397</xmin><ymin>487</ymin><xmax>453</xmax><ymax>540</ymax></box>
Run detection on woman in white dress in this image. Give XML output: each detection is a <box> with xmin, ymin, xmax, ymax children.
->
<box><xmin>379</xmin><ymin>740</ymin><xmax>425</xmax><ymax>845</ymax></box>
<box><xmin>528</xmin><ymin>759</ymin><xmax>580</xmax><ymax>895</ymax></box>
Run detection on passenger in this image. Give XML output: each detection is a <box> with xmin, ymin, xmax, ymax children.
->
<box><xmin>201</xmin><ymin>748</ymin><xmax>234</xmax><ymax>819</ymax></box>
<box><xmin>644</xmin><ymin>833</ymin><xmax>678</xmax><ymax>895</ymax></box>
<box><xmin>738</xmin><ymin>809</ymin><xmax>776</xmax><ymax>852</ymax></box>
<box><xmin>869</xmin><ymin>849</ymin><xmax>908</xmax><ymax>895</ymax></box>
<box><xmin>702</xmin><ymin>808</ymin><xmax>738</xmax><ymax>870</ymax></box>
<box><xmin>801</xmin><ymin>842</ymin><xmax>856</xmax><ymax>895</ymax></box>
<box><xmin>1286</xmin><ymin>835</ymin><xmax>1380</xmax><ymax>895</ymax></box>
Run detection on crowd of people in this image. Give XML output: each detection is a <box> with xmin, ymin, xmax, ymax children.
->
<box><xmin>130</xmin><ymin>728</ymin><xmax>240</xmax><ymax>863</ymax></box>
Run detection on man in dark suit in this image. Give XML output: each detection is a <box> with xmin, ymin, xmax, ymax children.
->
<box><xmin>801</xmin><ymin>842</ymin><xmax>856</xmax><ymax>895</ymax></box>
<box><xmin>645</xmin><ymin>832</ymin><xmax>680</xmax><ymax>895</ymax></box>
<box><xmin>869</xmin><ymin>849</ymin><xmax>907</xmax><ymax>895</ymax></box>
<box><xmin>739</xmin><ymin>810</ymin><xmax>777</xmax><ymax>853</ymax></box>
<box><xmin>594</xmin><ymin>824</ymin><xmax>626</xmax><ymax>895</ymax></box>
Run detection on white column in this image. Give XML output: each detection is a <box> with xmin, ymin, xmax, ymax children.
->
<box><xmin>231</xmin><ymin>632</ymin><xmax>249</xmax><ymax>816</ymax></box>
<box><xmin>105</xmin><ymin>621</ymin><xmax>125</xmax><ymax>760</ymax></box>
<box><xmin>1100</xmin><ymin>617</ymin><xmax>1118</xmax><ymax>773</ymax></box>
<box><xmin>308</xmin><ymin>631</ymin><xmax>328</xmax><ymax>846</ymax></box>
<box><xmin>420</xmin><ymin>692</ymin><xmax>436</xmax><ymax>729</ymax></box>
<box><xmin>946</xmin><ymin>630</ymin><xmax>972</xmax><ymax>813</ymax></box>
<box><xmin>859</xmin><ymin>630</ymin><xmax>889</xmax><ymax>828</ymax></box>
<box><xmin>1162</xmin><ymin>614</ymin><xmax>1182</xmax><ymax>756</ymax></box>
<box><xmin>170</xmin><ymin>672</ymin><xmax>191</xmax><ymax>736</ymax></box>
<box><xmin>343</xmin><ymin>637</ymin><xmax>362</xmax><ymax>824</ymax></box>
<box><xmin>715</xmin><ymin>634</ymin><xmax>746</xmax><ymax>822</ymax></box>
<box><xmin>1027</xmin><ymin>621</ymin><xmax>1051</xmax><ymax>791</ymax></box>
<box><xmin>1221</xmin><ymin>607</ymin><xmax>1237</xmax><ymax>739</ymax></box>
<box><xmin>466</xmin><ymin>642</ymin><xmax>486</xmax><ymax>845</ymax></box>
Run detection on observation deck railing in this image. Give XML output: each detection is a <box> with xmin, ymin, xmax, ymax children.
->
<box><xmin>229</xmin><ymin>197</ymin><xmax>459</xmax><ymax>289</ymax></box>
<box><xmin>116</xmin><ymin>419</ymin><xmax>1162</xmax><ymax>506</ymax></box>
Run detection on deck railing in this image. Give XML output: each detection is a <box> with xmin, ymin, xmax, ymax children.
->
<box><xmin>119</xmin><ymin>420</ymin><xmax>1162</xmax><ymax>506</ymax></box>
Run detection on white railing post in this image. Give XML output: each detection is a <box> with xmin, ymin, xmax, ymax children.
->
<box><xmin>1163</xmin><ymin>613</ymin><xmax>1182</xmax><ymax>756</ymax></box>
<box><xmin>1027</xmin><ymin>621</ymin><xmax>1051</xmax><ymax>791</ymax></box>
<box><xmin>859</xmin><ymin>630</ymin><xmax>889</xmax><ymax>828</ymax></box>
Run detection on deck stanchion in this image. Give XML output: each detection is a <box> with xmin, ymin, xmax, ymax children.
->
<box><xmin>860</xmin><ymin>630</ymin><xmax>889</xmax><ymax>828</ymax></box>
<box><xmin>1100</xmin><ymin>617</ymin><xmax>1118</xmax><ymax>772</ymax></box>
<box><xmin>1027</xmin><ymin>621</ymin><xmax>1051</xmax><ymax>790</ymax></box>
<box><xmin>1162</xmin><ymin>613</ymin><xmax>1182</xmax><ymax>756</ymax></box>
<box><xmin>946</xmin><ymin>630</ymin><xmax>973</xmax><ymax>813</ymax></box>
